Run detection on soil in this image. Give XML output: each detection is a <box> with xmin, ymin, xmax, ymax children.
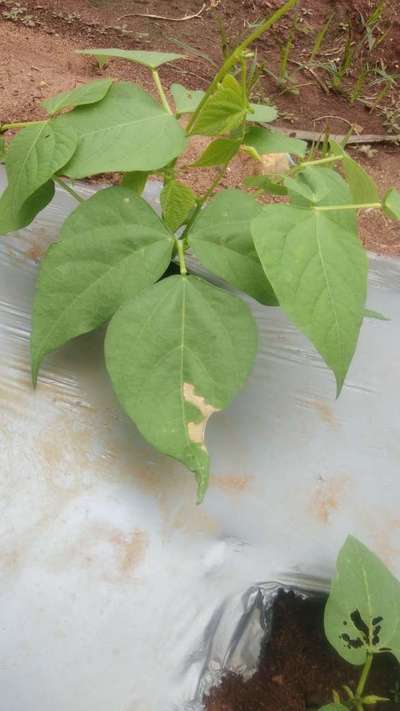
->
<box><xmin>0</xmin><ymin>0</ymin><xmax>399</xmax><ymax>253</ymax></box>
<box><xmin>204</xmin><ymin>590</ymin><xmax>400</xmax><ymax>711</ymax></box>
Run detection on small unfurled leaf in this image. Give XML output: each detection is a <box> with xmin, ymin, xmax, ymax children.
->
<box><xmin>5</xmin><ymin>121</ymin><xmax>77</xmax><ymax>215</ymax></box>
<box><xmin>252</xmin><ymin>167</ymin><xmax>368</xmax><ymax>393</ymax></box>
<box><xmin>0</xmin><ymin>180</ymin><xmax>55</xmax><ymax>237</ymax></box>
<box><xmin>77</xmin><ymin>48</ymin><xmax>184</xmax><ymax>69</ymax></box>
<box><xmin>42</xmin><ymin>79</ymin><xmax>113</xmax><ymax>115</ymax></box>
<box><xmin>329</xmin><ymin>140</ymin><xmax>380</xmax><ymax>204</ymax></box>
<box><xmin>122</xmin><ymin>171</ymin><xmax>150</xmax><ymax>195</ymax></box>
<box><xmin>171</xmin><ymin>83</ymin><xmax>205</xmax><ymax>114</ymax></box>
<box><xmin>56</xmin><ymin>82</ymin><xmax>187</xmax><ymax>178</ymax></box>
<box><xmin>246</xmin><ymin>102</ymin><xmax>278</xmax><ymax>123</ymax></box>
<box><xmin>189</xmin><ymin>74</ymin><xmax>247</xmax><ymax>136</ymax></box>
<box><xmin>244</xmin><ymin>175</ymin><xmax>288</xmax><ymax>195</ymax></box>
<box><xmin>160</xmin><ymin>180</ymin><xmax>196</xmax><ymax>232</ymax></box>
<box><xmin>383</xmin><ymin>188</ymin><xmax>400</xmax><ymax>221</ymax></box>
<box><xmin>192</xmin><ymin>138</ymin><xmax>240</xmax><ymax>167</ymax></box>
<box><xmin>362</xmin><ymin>695</ymin><xmax>389</xmax><ymax>705</ymax></box>
<box><xmin>190</xmin><ymin>190</ymin><xmax>277</xmax><ymax>305</ymax></box>
<box><xmin>324</xmin><ymin>535</ymin><xmax>400</xmax><ymax>666</ymax></box>
<box><xmin>31</xmin><ymin>186</ymin><xmax>174</xmax><ymax>383</ymax></box>
<box><xmin>105</xmin><ymin>274</ymin><xmax>258</xmax><ymax>501</ymax></box>
<box><xmin>244</xmin><ymin>126</ymin><xmax>307</xmax><ymax>157</ymax></box>
<box><xmin>364</xmin><ymin>308</ymin><xmax>389</xmax><ymax>321</ymax></box>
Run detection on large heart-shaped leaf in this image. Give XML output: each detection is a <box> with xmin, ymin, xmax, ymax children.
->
<box><xmin>5</xmin><ymin>121</ymin><xmax>77</xmax><ymax>215</ymax></box>
<box><xmin>56</xmin><ymin>82</ymin><xmax>187</xmax><ymax>178</ymax></box>
<box><xmin>252</xmin><ymin>167</ymin><xmax>368</xmax><ymax>393</ymax></box>
<box><xmin>189</xmin><ymin>75</ymin><xmax>247</xmax><ymax>136</ymax></box>
<box><xmin>244</xmin><ymin>126</ymin><xmax>307</xmax><ymax>157</ymax></box>
<box><xmin>160</xmin><ymin>180</ymin><xmax>196</xmax><ymax>231</ymax></box>
<box><xmin>42</xmin><ymin>79</ymin><xmax>113</xmax><ymax>115</ymax></box>
<box><xmin>319</xmin><ymin>705</ymin><xmax>347</xmax><ymax>711</ymax></box>
<box><xmin>77</xmin><ymin>48</ymin><xmax>184</xmax><ymax>69</ymax></box>
<box><xmin>325</xmin><ymin>536</ymin><xmax>400</xmax><ymax>665</ymax></box>
<box><xmin>31</xmin><ymin>186</ymin><xmax>174</xmax><ymax>383</ymax></box>
<box><xmin>0</xmin><ymin>180</ymin><xmax>55</xmax><ymax>236</ymax></box>
<box><xmin>105</xmin><ymin>274</ymin><xmax>258</xmax><ymax>501</ymax></box>
<box><xmin>189</xmin><ymin>190</ymin><xmax>277</xmax><ymax>305</ymax></box>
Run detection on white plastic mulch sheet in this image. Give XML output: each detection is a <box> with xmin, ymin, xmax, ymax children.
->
<box><xmin>0</xmin><ymin>167</ymin><xmax>399</xmax><ymax>711</ymax></box>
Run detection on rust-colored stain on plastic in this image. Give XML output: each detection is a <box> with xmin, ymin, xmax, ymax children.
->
<box><xmin>308</xmin><ymin>475</ymin><xmax>350</xmax><ymax>524</ymax></box>
<box><xmin>310</xmin><ymin>400</ymin><xmax>339</xmax><ymax>431</ymax></box>
<box><xmin>211</xmin><ymin>474</ymin><xmax>255</xmax><ymax>495</ymax></box>
<box><xmin>110</xmin><ymin>529</ymin><xmax>148</xmax><ymax>574</ymax></box>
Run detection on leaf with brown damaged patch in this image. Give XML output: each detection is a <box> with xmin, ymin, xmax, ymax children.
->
<box><xmin>104</xmin><ymin>274</ymin><xmax>258</xmax><ymax>502</ymax></box>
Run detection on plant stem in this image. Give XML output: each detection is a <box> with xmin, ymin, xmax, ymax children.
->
<box><xmin>299</xmin><ymin>155</ymin><xmax>343</xmax><ymax>168</ymax></box>
<box><xmin>356</xmin><ymin>654</ymin><xmax>373</xmax><ymax>699</ymax></box>
<box><xmin>176</xmin><ymin>238</ymin><xmax>187</xmax><ymax>275</ymax></box>
<box><xmin>180</xmin><ymin>162</ymin><xmax>229</xmax><ymax>247</ymax></box>
<box><xmin>314</xmin><ymin>202</ymin><xmax>382</xmax><ymax>211</ymax></box>
<box><xmin>55</xmin><ymin>177</ymin><xmax>84</xmax><ymax>203</ymax></box>
<box><xmin>186</xmin><ymin>0</ymin><xmax>299</xmax><ymax>133</ymax></box>
<box><xmin>0</xmin><ymin>120</ymin><xmax>45</xmax><ymax>133</ymax></box>
<box><xmin>152</xmin><ymin>70</ymin><xmax>173</xmax><ymax>115</ymax></box>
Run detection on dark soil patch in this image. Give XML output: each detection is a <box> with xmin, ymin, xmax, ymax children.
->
<box><xmin>204</xmin><ymin>590</ymin><xmax>400</xmax><ymax>711</ymax></box>
<box><xmin>0</xmin><ymin>0</ymin><xmax>399</xmax><ymax>253</ymax></box>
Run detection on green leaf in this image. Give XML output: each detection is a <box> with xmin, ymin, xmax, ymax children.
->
<box><xmin>171</xmin><ymin>83</ymin><xmax>205</xmax><ymax>114</ymax></box>
<box><xmin>77</xmin><ymin>48</ymin><xmax>184</xmax><ymax>69</ymax></box>
<box><xmin>105</xmin><ymin>275</ymin><xmax>258</xmax><ymax>501</ymax></box>
<box><xmin>330</xmin><ymin>140</ymin><xmax>380</xmax><ymax>203</ymax></box>
<box><xmin>325</xmin><ymin>536</ymin><xmax>400</xmax><ymax>665</ymax></box>
<box><xmin>244</xmin><ymin>127</ymin><xmax>307</xmax><ymax>157</ymax></box>
<box><xmin>31</xmin><ymin>186</ymin><xmax>174</xmax><ymax>383</ymax></box>
<box><xmin>5</xmin><ymin>121</ymin><xmax>77</xmax><ymax>214</ymax></box>
<box><xmin>190</xmin><ymin>190</ymin><xmax>277</xmax><ymax>305</ymax></box>
<box><xmin>192</xmin><ymin>138</ymin><xmax>240</xmax><ymax>167</ymax></box>
<box><xmin>160</xmin><ymin>180</ymin><xmax>196</xmax><ymax>232</ymax></box>
<box><xmin>246</xmin><ymin>102</ymin><xmax>278</xmax><ymax>123</ymax></box>
<box><xmin>189</xmin><ymin>75</ymin><xmax>247</xmax><ymax>136</ymax></box>
<box><xmin>364</xmin><ymin>308</ymin><xmax>389</xmax><ymax>321</ymax></box>
<box><xmin>0</xmin><ymin>180</ymin><xmax>55</xmax><ymax>236</ymax></box>
<box><xmin>0</xmin><ymin>137</ymin><xmax>5</xmax><ymax>161</ymax></box>
<box><xmin>56</xmin><ymin>82</ymin><xmax>187</xmax><ymax>178</ymax></box>
<box><xmin>42</xmin><ymin>79</ymin><xmax>113</xmax><ymax>115</ymax></box>
<box><xmin>252</xmin><ymin>167</ymin><xmax>368</xmax><ymax>393</ymax></box>
<box><xmin>244</xmin><ymin>175</ymin><xmax>288</xmax><ymax>195</ymax></box>
<box><xmin>318</xmin><ymin>705</ymin><xmax>348</xmax><ymax>711</ymax></box>
<box><xmin>383</xmin><ymin>188</ymin><xmax>400</xmax><ymax>221</ymax></box>
<box><xmin>122</xmin><ymin>171</ymin><xmax>150</xmax><ymax>195</ymax></box>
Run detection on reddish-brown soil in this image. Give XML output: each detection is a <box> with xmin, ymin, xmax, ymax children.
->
<box><xmin>204</xmin><ymin>591</ymin><xmax>400</xmax><ymax>711</ymax></box>
<box><xmin>0</xmin><ymin>0</ymin><xmax>399</xmax><ymax>253</ymax></box>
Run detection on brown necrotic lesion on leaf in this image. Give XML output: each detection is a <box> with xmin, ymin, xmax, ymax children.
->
<box><xmin>183</xmin><ymin>382</ymin><xmax>219</xmax><ymax>450</ymax></box>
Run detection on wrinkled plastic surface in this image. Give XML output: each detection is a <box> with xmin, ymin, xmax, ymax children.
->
<box><xmin>0</xmin><ymin>167</ymin><xmax>399</xmax><ymax>711</ymax></box>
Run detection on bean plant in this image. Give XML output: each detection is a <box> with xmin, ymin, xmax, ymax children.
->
<box><xmin>0</xmin><ymin>0</ymin><xmax>399</xmax><ymax>501</ymax></box>
<box><xmin>319</xmin><ymin>536</ymin><xmax>400</xmax><ymax>711</ymax></box>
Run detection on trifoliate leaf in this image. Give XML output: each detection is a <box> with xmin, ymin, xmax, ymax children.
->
<box><xmin>31</xmin><ymin>186</ymin><xmax>174</xmax><ymax>382</ymax></box>
<box><xmin>190</xmin><ymin>189</ymin><xmax>277</xmax><ymax>305</ymax></box>
<box><xmin>105</xmin><ymin>275</ymin><xmax>258</xmax><ymax>501</ymax></box>
<box><xmin>56</xmin><ymin>82</ymin><xmax>187</xmax><ymax>178</ymax></box>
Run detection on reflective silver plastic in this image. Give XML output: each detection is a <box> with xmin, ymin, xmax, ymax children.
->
<box><xmin>0</xmin><ymin>167</ymin><xmax>399</xmax><ymax>711</ymax></box>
